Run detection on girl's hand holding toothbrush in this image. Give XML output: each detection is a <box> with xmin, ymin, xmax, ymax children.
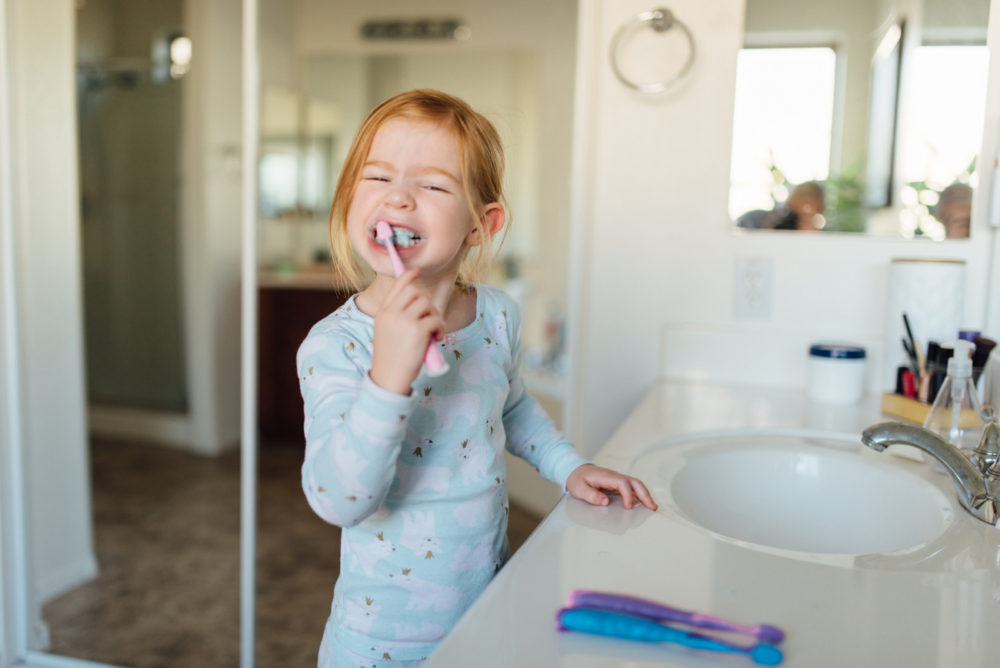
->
<box><xmin>370</xmin><ymin>267</ymin><xmax>446</xmax><ymax>396</ymax></box>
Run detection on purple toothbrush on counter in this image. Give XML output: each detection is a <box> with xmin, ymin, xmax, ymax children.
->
<box><xmin>568</xmin><ymin>590</ymin><xmax>785</xmax><ymax>644</ymax></box>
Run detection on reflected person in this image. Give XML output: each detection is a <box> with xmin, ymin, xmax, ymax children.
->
<box><xmin>736</xmin><ymin>181</ymin><xmax>825</xmax><ymax>232</ymax></box>
<box><xmin>934</xmin><ymin>182</ymin><xmax>972</xmax><ymax>239</ymax></box>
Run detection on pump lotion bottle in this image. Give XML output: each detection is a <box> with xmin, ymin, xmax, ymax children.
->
<box><xmin>923</xmin><ymin>339</ymin><xmax>984</xmax><ymax>455</ymax></box>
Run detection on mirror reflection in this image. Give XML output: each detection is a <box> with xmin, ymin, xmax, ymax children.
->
<box><xmin>730</xmin><ymin>0</ymin><xmax>990</xmax><ymax>238</ymax></box>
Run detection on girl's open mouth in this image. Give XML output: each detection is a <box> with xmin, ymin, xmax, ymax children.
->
<box><xmin>370</xmin><ymin>224</ymin><xmax>424</xmax><ymax>249</ymax></box>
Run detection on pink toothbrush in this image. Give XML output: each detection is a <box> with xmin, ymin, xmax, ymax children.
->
<box><xmin>374</xmin><ymin>221</ymin><xmax>449</xmax><ymax>377</ymax></box>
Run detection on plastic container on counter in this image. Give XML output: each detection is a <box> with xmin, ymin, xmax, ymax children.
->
<box><xmin>808</xmin><ymin>343</ymin><xmax>867</xmax><ymax>405</ymax></box>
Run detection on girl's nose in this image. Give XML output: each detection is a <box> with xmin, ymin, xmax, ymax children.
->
<box><xmin>384</xmin><ymin>184</ymin><xmax>415</xmax><ymax>209</ymax></box>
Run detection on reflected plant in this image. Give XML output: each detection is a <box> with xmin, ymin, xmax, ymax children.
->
<box><xmin>758</xmin><ymin>154</ymin><xmax>866</xmax><ymax>233</ymax></box>
<box><xmin>767</xmin><ymin>157</ymin><xmax>789</xmax><ymax>208</ymax></box>
<box><xmin>821</xmin><ymin>162</ymin><xmax>865</xmax><ymax>233</ymax></box>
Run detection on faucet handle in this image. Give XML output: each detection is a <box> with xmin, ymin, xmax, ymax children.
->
<box><xmin>982</xmin><ymin>405</ymin><xmax>997</xmax><ymax>423</ymax></box>
<box><xmin>976</xmin><ymin>408</ymin><xmax>1000</xmax><ymax>476</ymax></box>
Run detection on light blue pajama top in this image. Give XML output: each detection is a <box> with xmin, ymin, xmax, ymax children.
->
<box><xmin>297</xmin><ymin>284</ymin><xmax>589</xmax><ymax>662</ymax></box>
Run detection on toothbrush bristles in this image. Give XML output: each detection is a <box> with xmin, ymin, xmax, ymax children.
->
<box><xmin>391</xmin><ymin>228</ymin><xmax>417</xmax><ymax>248</ymax></box>
<box><xmin>374</xmin><ymin>223</ymin><xmax>419</xmax><ymax>248</ymax></box>
<box><xmin>756</xmin><ymin>625</ymin><xmax>785</xmax><ymax>644</ymax></box>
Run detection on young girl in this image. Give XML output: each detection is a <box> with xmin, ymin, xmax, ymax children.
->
<box><xmin>297</xmin><ymin>89</ymin><xmax>656</xmax><ymax>667</ymax></box>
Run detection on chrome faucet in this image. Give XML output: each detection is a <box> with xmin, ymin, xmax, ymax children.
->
<box><xmin>861</xmin><ymin>408</ymin><xmax>1000</xmax><ymax>527</ymax></box>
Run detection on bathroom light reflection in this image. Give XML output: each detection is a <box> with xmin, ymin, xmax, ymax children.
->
<box><xmin>794</xmin><ymin>454</ymin><xmax>820</xmax><ymax>478</ymax></box>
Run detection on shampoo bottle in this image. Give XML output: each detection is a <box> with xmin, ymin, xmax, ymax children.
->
<box><xmin>923</xmin><ymin>339</ymin><xmax>984</xmax><ymax>456</ymax></box>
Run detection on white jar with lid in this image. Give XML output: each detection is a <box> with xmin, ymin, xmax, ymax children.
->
<box><xmin>808</xmin><ymin>343</ymin><xmax>867</xmax><ymax>404</ymax></box>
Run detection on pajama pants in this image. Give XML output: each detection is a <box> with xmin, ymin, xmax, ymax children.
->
<box><xmin>318</xmin><ymin>631</ymin><xmax>426</xmax><ymax>668</ymax></box>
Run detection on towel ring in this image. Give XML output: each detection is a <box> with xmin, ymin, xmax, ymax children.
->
<box><xmin>609</xmin><ymin>7</ymin><xmax>696</xmax><ymax>94</ymax></box>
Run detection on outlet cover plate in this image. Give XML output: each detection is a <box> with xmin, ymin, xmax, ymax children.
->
<box><xmin>734</xmin><ymin>257</ymin><xmax>773</xmax><ymax>319</ymax></box>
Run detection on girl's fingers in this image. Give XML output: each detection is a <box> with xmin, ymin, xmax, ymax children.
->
<box><xmin>585</xmin><ymin>487</ymin><xmax>610</xmax><ymax>506</ymax></box>
<box><xmin>400</xmin><ymin>296</ymin><xmax>446</xmax><ymax>338</ymax></box>
<box><xmin>400</xmin><ymin>293</ymin><xmax>434</xmax><ymax>319</ymax></box>
<box><xmin>382</xmin><ymin>268</ymin><xmax>421</xmax><ymax>306</ymax></box>
<box><xmin>587</xmin><ymin>471</ymin><xmax>657</xmax><ymax>511</ymax></box>
<box><xmin>631</xmin><ymin>478</ymin><xmax>658</xmax><ymax>510</ymax></box>
<box><xmin>615</xmin><ymin>478</ymin><xmax>635</xmax><ymax>510</ymax></box>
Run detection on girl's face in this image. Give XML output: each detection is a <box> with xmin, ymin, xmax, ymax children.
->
<box><xmin>347</xmin><ymin>117</ymin><xmax>482</xmax><ymax>282</ymax></box>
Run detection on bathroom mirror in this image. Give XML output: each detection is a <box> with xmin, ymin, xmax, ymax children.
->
<box><xmin>729</xmin><ymin>0</ymin><xmax>991</xmax><ymax>238</ymax></box>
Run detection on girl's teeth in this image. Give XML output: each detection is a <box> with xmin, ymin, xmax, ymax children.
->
<box><xmin>371</xmin><ymin>223</ymin><xmax>421</xmax><ymax>248</ymax></box>
<box><xmin>391</xmin><ymin>227</ymin><xmax>421</xmax><ymax>248</ymax></box>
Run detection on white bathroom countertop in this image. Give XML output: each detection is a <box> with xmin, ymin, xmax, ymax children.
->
<box><xmin>424</xmin><ymin>382</ymin><xmax>1000</xmax><ymax>667</ymax></box>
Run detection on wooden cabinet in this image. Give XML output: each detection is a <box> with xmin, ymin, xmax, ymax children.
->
<box><xmin>257</xmin><ymin>284</ymin><xmax>352</xmax><ymax>444</ymax></box>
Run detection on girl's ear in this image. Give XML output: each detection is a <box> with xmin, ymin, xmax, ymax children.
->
<box><xmin>465</xmin><ymin>203</ymin><xmax>505</xmax><ymax>246</ymax></box>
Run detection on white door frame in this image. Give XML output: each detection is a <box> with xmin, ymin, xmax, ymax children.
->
<box><xmin>0</xmin><ymin>0</ymin><xmax>31</xmax><ymax>662</ymax></box>
<box><xmin>239</xmin><ymin>0</ymin><xmax>259</xmax><ymax>666</ymax></box>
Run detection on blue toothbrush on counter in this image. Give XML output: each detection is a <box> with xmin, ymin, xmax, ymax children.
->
<box><xmin>557</xmin><ymin>590</ymin><xmax>786</xmax><ymax>665</ymax></box>
<box><xmin>557</xmin><ymin>607</ymin><xmax>784</xmax><ymax>665</ymax></box>
<box><xmin>568</xmin><ymin>589</ymin><xmax>785</xmax><ymax>644</ymax></box>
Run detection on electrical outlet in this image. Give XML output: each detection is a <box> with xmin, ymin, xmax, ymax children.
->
<box><xmin>733</xmin><ymin>257</ymin><xmax>773</xmax><ymax>319</ymax></box>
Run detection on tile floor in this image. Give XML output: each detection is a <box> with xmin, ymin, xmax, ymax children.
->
<box><xmin>42</xmin><ymin>439</ymin><xmax>542</xmax><ymax>668</ymax></box>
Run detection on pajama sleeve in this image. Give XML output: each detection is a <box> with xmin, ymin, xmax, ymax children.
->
<box><xmin>497</xmin><ymin>295</ymin><xmax>589</xmax><ymax>490</ymax></box>
<box><xmin>297</xmin><ymin>324</ymin><xmax>416</xmax><ymax>528</ymax></box>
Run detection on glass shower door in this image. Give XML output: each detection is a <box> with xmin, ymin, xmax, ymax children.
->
<box><xmin>78</xmin><ymin>66</ymin><xmax>187</xmax><ymax>411</ymax></box>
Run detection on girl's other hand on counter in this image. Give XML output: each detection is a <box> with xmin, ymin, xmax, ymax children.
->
<box><xmin>566</xmin><ymin>464</ymin><xmax>658</xmax><ymax>511</ymax></box>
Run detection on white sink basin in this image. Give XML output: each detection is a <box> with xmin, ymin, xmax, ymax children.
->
<box><xmin>629</xmin><ymin>431</ymin><xmax>955</xmax><ymax>555</ymax></box>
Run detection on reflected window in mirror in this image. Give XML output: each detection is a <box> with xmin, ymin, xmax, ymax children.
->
<box><xmin>729</xmin><ymin>47</ymin><xmax>837</xmax><ymax>232</ymax></box>
<box><xmin>893</xmin><ymin>44</ymin><xmax>988</xmax><ymax>239</ymax></box>
<box><xmin>731</xmin><ymin>0</ymin><xmax>991</xmax><ymax>239</ymax></box>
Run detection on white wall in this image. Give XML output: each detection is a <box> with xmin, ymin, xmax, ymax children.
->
<box><xmin>567</xmin><ymin>0</ymin><xmax>998</xmax><ymax>456</ymax></box>
<box><xmin>7</xmin><ymin>0</ymin><xmax>97</xmax><ymax>628</ymax></box>
<box><xmin>179</xmin><ymin>0</ymin><xmax>243</xmax><ymax>455</ymax></box>
<box><xmin>988</xmin><ymin>4</ymin><xmax>1000</xmax><ymax>338</ymax></box>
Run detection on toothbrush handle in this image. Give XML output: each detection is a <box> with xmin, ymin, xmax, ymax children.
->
<box><xmin>558</xmin><ymin>609</ymin><xmax>743</xmax><ymax>653</ymax></box>
<box><xmin>385</xmin><ymin>241</ymin><xmax>449</xmax><ymax>377</ymax></box>
<box><xmin>569</xmin><ymin>590</ymin><xmax>785</xmax><ymax>644</ymax></box>
<box><xmin>569</xmin><ymin>591</ymin><xmax>692</xmax><ymax>626</ymax></box>
<box><xmin>384</xmin><ymin>242</ymin><xmax>407</xmax><ymax>277</ymax></box>
<box><xmin>423</xmin><ymin>339</ymin><xmax>449</xmax><ymax>376</ymax></box>
<box><xmin>557</xmin><ymin>608</ymin><xmax>783</xmax><ymax>666</ymax></box>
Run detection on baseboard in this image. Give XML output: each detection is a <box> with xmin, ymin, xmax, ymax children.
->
<box><xmin>35</xmin><ymin>552</ymin><xmax>98</xmax><ymax>607</ymax></box>
<box><xmin>88</xmin><ymin>404</ymin><xmax>193</xmax><ymax>450</ymax></box>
